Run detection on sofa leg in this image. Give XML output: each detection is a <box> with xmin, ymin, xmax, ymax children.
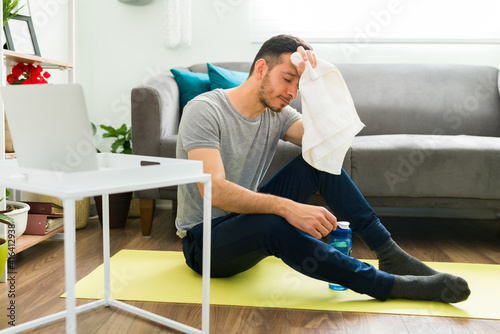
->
<box><xmin>140</xmin><ymin>199</ymin><xmax>156</xmax><ymax>237</ymax></box>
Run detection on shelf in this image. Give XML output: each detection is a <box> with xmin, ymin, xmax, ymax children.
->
<box><xmin>0</xmin><ymin>3</ymin><xmax>75</xmax><ymax>285</ymax></box>
<box><xmin>15</xmin><ymin>225</ymin><xmax>64</xmax><ymax>253</ymax></box>
<box><xmin>3</xmin><ymin>50</ymin><xmax>73</xmax><ymax>70</ymax></box>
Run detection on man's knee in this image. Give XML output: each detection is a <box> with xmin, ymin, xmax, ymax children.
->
<box><xmin>258</xmin><ymin>214</ymin><xmax>292</xmax><ymax>234</ymax></box>
<box><xmin>255</xmin><ymin>214</ymin><xmax>309</xmax><ymax>249</ymax></box>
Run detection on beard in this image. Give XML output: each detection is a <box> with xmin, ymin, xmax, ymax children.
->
<box><xmin>257</xmin><ymin>73</ymin><xmax>290</xmax><ymax>113</ymax></box>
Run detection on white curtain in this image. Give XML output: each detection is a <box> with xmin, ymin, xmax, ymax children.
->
<box><xmin>163</xmin><ymin>0</ymin><xmax>192</xmax><ymax>48</ymax></box>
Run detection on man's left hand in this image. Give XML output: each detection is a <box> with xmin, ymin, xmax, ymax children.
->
<box><xmin>295</xmin><ymin>46</ymin><xmax>317</xmax><ymax>76</ymax></box>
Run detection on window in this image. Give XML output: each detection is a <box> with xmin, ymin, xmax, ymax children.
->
<box><xmin>251</xmin><ymin>0</ymin><xmax>500</xmax><ymax>43</ymax></box>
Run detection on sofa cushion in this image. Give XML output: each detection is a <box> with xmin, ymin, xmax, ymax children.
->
<box><xmin>336</xmin><ymin>64</ymin><xmax>500</xmax><ymax>137</ymax></box>
<box><xmin>350</xmin><ymin>134</ymin><xmax>500</xmax><ymax>199</ymax></box>
<box><xmin>160</xmin><ymin>134</ymin><xmax>178</xmax><ymax>158</ymax></box>
<box><xmin>170</xmin><ymin>69</ymin><xmax>210</xmax><ymax>111</ymax></box>
<box><xmin>207</xmin><ymin>63</ymin><xmax>248</xmax><ymax>90</ymax></box>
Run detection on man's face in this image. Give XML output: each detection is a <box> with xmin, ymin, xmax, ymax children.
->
<box><xmin>258</xmin><ymin>53</ymin><xmax>300</xmax><ymax>113</ymax></box>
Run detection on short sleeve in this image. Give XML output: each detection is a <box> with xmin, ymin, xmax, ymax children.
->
<box><xmin>280</xmin><ymin>106</ymin><xmax>302</xmax><ymax>139</ymax></box>
<box><xmin>178</xmin><ymin>99</ymin><xmax>221</xmax><ymax>152</ymax></box>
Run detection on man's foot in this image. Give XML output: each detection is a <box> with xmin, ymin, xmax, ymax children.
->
<box><xmin>375</xmin><ymin>238</ymin><xmax>438</xmax><ymax>276</ymax></box>
<box><xmin>389</xmin><ymin>273</ymin><xmax>471</xmax><ymax>303</ymax></box>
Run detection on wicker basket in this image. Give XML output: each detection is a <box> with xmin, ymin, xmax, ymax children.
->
<box><xmin>5</xmin><ymin>116</ymin><xmax>14</xmax><ymax>153</ymax></box>
<box><xmin>40</xmin><ymin>195</ymin><xmax>90</xmax><ymax>229</ymax></box>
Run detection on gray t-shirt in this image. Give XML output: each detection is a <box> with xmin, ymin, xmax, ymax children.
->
<box><xmin>175</xmin><ymin>89</ymin><xmax>302</xmax><ymax>237</ymax></box>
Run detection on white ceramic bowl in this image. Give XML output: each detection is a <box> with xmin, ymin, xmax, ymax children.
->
<box><xmin>5</xmin><ymin>201</ymin><xmax>30</xmax><ymax>238</ymax></box>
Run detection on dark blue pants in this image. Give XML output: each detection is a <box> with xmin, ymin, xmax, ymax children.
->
<box><xmin>182</xmin><ymin>155</ymin><xmax>395</xmax><ymax>301</ymax></box>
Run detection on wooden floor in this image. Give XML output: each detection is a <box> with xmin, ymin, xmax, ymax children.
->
<box><xmin>1</xmin><ymin>209</ymin><xmax>500</xmax><ymax>333</ymax></box>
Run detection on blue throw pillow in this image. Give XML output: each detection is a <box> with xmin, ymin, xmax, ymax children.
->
<box><xmin>207</xmin><ymin>63</ymin><xmax>248</xmax><ymax>90</ymax></box>
<box><xmin>170</xmin><ymin>68</ymin><xmax>211</xmax><ymax>111</ymax></box>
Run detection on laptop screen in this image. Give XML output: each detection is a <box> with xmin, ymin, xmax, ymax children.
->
<box><xmin>1</xmin><ymin>84</ymin><xmax>99</xmax><ymax>172</ymax></box>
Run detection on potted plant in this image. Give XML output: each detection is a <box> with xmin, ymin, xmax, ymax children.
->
<box><xmin>0</xmin><ymin>190</ymin><xmax>30</xmax><ymax>238</ymax></box>
<box><xmin>0</xmin><ymin>236</ymin><xmax>8</xmax><ymax>278</ymax></box>
<box><xmin>93</xmin><ymin>123</ymin><xmax>133</xmax><ymax>229</ymax></box>
<box><xmin>3</xmin><ymin>0</ymin><xmax>24</xmax><ymax>27</ymax></box>
<box><xmin>100</xmin><ymin>123</ymin><xmax>132</xmax><ymax>154</ymax></box>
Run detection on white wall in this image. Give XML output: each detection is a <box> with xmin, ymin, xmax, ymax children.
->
<box><xmin>75</xmin><ymin>0</ymin><xmax>260</xmax><ymax>150</ymax></box>
<box><xmin>29</xmin><ymin>0</ymin><xmax>500</xmax><ymax>151</ymax></box>
<box><xmin>28</xmin><ymin>1</ymin><xmax>69</xmax><ymax>84</ymax></box>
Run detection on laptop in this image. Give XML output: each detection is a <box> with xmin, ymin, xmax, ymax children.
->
<box><xmin>1</xmin><ymin>84</ymin><xmax>99</xmax><ymax>173</ymax></box>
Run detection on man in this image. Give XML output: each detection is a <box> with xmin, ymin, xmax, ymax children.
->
<box><xmin>175</xmin><ymin>34</ymin><xmax>470</xmax><ymax>302</ymax></box>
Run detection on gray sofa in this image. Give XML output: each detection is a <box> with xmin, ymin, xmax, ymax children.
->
<box><xmin>132</xmin><ymin>62</ymin><xmax>500</xmax><ymax>236</ymax></box>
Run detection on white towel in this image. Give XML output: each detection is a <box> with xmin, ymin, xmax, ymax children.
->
<box><xmin>291</xmin><ymin>52</ymin><xmax>365</xmax><ymax>175</ymax></box>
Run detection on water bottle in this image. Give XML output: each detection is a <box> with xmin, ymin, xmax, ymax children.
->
<box><xmin>328</xmin><ymin>221</ymin><xmax>352</xmax><ymax>291</ymax></box>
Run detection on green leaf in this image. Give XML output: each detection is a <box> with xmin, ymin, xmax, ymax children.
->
<box><xmin>3</xmin><ymin>0</ymin><xmax>24</xmax><ymax>27</ymax></box>
<box><xmin>111</xmin><ymin>138</ymin><xmax>126</xmax><ymax>153</ymax></box>
<box><xmin>100</xmin><ymin>124</ymin><xmax>118</xmax><ymax>136</ymax></box>
<box><xmin>91</xmin><ymin>122</ymin><xmax>97</xmax><ymax>136</ymax></box>
<box><xmin>102</xmin><ymin>132</ymin><xmax>118</xmax><ymax>139</ymax></box>
<box><xmin>97</xmin><ymin>123</ymin><xmax>132</xmax><ymax>154</ymax></box>
<box><xmin>0</xmin><ymin>213</ymin><xmax>14</xmax><ymax>225</ymax></box>
<box><xmin>122</xmin><ymin>141</ymin><xmax>132</xmax><ymax>154</ymax></box>
<box><xmin>117</xmin><ymin>123</ymin><xmax>128</xmax><ymax>134</ymax></box>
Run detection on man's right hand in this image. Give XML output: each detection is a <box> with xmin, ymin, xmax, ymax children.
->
<box><xmin>277</xmin><ymin>199</ymin><xmax>337</xmax><ymax>240</ymax></box>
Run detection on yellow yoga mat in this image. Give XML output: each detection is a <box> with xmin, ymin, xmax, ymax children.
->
<box><xmin>67</xmin><ymin>250</ymin><xmax>500</xmax><ymax>320</ymax></box>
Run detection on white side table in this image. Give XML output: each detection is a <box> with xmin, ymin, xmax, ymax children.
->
<box><xmin>0</xmin><ymin>153</ymin><xmax>212</xmax><ymax>334</ymax></box>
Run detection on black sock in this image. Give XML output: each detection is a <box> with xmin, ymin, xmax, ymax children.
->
<box><xmin>374</xmin><ymin>238</ymin><xmax>438</xmax><ymax>276</ymax></box>
<box><xmin>389</xmin><ymin>273</ymin><xmax>470</xmax><ymax>303</ymax></box>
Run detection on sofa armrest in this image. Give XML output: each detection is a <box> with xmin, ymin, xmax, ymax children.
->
<box><xmin>131</xmin><ymin>71</ymin><xmax>181</xmax><ymax>157</ymax></box>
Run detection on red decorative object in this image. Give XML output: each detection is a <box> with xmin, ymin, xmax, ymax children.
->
<box><xmin>6</xmin><ymin>63</ymin><xmax>51</xmax><ymax>85</ymax></box>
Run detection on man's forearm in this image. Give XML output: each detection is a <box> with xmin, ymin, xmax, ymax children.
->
<box><xmin>202</xmin><ymin>176</ymin><xmax>336</xmax><ymax>240</ymax></box>
<box><xmin>209</xmin><ymin>177</ymin><xmax>290</xmax><ymax>216</ymax></box>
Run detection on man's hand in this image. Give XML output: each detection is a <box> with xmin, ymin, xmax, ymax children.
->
<box><xmin>294</xmin><ymin>46</ymin><xmax>317</xmax><ymax>77</ymax></box>
<box><xmin>278</xmin><ymin>199</ymin><xmax>337</xmax><ymax>239</ymax></box>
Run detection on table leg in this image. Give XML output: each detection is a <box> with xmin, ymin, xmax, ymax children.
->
<box><xmin>102</xmin><ymin>193</ymin><xmax>111</xmax><ymax>304</ymax></box>
<box><xmin>63</xmin><ymin>199</ymin><xmax>77</xmax><ymax>334</ymax></box>
<box><xmin>201</xmin><ymin>180</ymin><xmax>211</xmax><ymax>334</ymax></box>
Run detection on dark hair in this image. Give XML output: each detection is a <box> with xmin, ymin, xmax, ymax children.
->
<box><xmin>249</xmin><ymin>34</ymin><xmax>312</xmax><ymax>75</ymax></box>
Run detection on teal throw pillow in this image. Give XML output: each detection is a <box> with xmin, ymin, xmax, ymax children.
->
<box><xmin>207</xmin><ymin>63</ymin><xmax>248</xmax><ymax>90</ymax></box>
<box><xmin>170</xmin><ymin>68</ymin><xmax>210</xmax><ymax>111</ymax></box>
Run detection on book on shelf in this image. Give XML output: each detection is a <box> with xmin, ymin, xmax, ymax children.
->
<box><xmin>24</xmin><ymin>201</ymin><xmax>64</xmax><ymax>216</ymax></box>
<box><xmin>24</xmin><ymin>214</ymin><xmax>64</xmax><ymax>235</ymax></box>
